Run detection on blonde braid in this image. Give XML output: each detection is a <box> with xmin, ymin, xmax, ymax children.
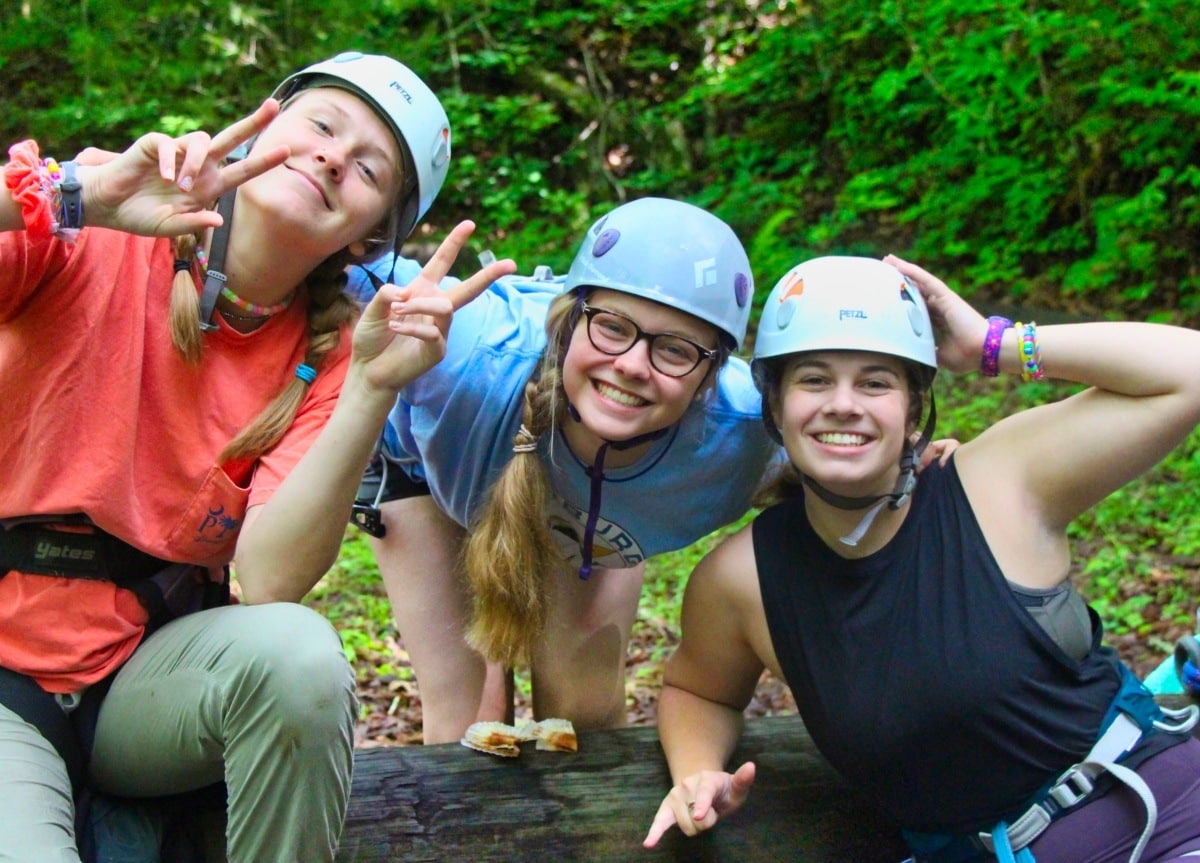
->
<box><xmin>168</xmin><ymin>233</ymin><xmax>206</xmax><ymax>363</ymax></box>
<box><xmin>219</xmin><ymin>255</ymin><xmax>358</xmax><ymax>463</ymax></box>
<box><xmin>463</xmin><ymin>293</ymin><xmax>576</xmax><ymax>666</ymax></box>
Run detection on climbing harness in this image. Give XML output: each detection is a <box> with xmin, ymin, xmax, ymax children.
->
<box><xmin>0</xmin><ymin>515</ymin><xmax>226</xmax><ymax>627</ymax></box>
<box><xmin>901</xmin><ymin>665</ymin><xmax>1199</xmax><ymax>863</ymax></box>
<box><xmin>0</xmin><ymin>515</ymin><xmax>231</xmax><ymax>862</ymax></box>
<box><xmin>351</xmin><ymin>431</ymin><xmax>421</xmax><ymax>538</ymax></box>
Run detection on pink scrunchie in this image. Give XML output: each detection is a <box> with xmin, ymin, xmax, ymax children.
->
<box><xmin>3</xmin><ymin>139</ymin><xmax>52</xmax><ymax>240</ymax></box>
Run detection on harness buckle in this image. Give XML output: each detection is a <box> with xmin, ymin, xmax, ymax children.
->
<box><xmin>976</xmin><ymin>710</ymin><xmax>1151</xmax><ymax>859</ymax></box>
<box><xmin>977</xmin><ymin>805</ymin><xmax>1051</xmax><ymax>855</ymax></box>
<box><xmin>1047</xmin><ymin>765</ymin><xmax>1096</xmax><ymax>808</ymax></box>
<box><xmin>350</xmin><ymin>503</ymin><xmax>386</xmax><ymax>538</ymax></box>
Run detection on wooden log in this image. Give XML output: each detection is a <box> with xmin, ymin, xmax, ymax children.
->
<box><xmin>337</xmin><ymin>695</ymin><xmax>1200</xmax><ymax>861</ymax></box>
<box><xmin>336</xmin><ymin>715</ymin><xmax>908</xmax><ymax>863</ymax></box>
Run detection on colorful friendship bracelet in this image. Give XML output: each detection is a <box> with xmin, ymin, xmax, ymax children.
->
<box><xmin>980</xmin><ymin>315</ymin><xmax>1013</xmax><ymax>377</ymax></box>
<box><xmin>1015</xmin><ymin>321</ymin><xmax>1045</xmax><ymax>382</ymax></box>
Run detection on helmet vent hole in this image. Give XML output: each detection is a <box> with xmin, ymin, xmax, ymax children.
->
<box><xmin>735</xmin><ymin>272</ymin><xmax>750</xmax><ymax>307</ymax></box>
<box><xmin>592</xmin><ymin>229</ymin><xmax>620</xmax><ymax>257</ymax></box>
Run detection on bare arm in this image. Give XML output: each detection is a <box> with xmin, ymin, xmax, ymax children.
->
<box><xmin>644</xmin><ymin>526</ymin><xmax>771</xmax><ymax>847</ymax></box>
<box><xmin>890</xmin><ymin>255</ymin><xmax>1200</xmax><ymax>585</ymax></box>
<box><xmin>0</xmin><ymin>172</ymin><xmax>22</xmax><ymax>232</ymax></box>
<box><xmin>233</xmin><ymin>223</ymin><xmax>516</xmax><ymax>603</ymax></box>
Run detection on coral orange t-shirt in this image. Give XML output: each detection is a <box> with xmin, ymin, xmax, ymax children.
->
<box><xmin>0</xmin><ymin>225</ymin><xmax>351</xmax><ymax>692</ymax></box>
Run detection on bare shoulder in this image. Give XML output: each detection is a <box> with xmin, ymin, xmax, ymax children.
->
<box><xmin>672</xmin><ymin>521</ymin><xmax>779</xmax><ymax>694</ymax></box>
<box><xmin>685</xmin><ymin>523</ymin><xmax>760</xmax><ymax>610</ymax></box>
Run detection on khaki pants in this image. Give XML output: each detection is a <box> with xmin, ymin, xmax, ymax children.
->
<box><xmin>0</xmin><ymin>603</ymin><xmax>355</xmax><ymax>863</ymax></box>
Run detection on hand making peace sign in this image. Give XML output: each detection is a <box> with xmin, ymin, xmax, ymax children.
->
<box><xmin>351</xmin><ymin>220</ymin><xmax>518</xmax><ymax>396</ymax></box>
<box><xmin>76</xmin><ymin>99</ymin><xmax>290</xmax><ymax>238</ymax></box>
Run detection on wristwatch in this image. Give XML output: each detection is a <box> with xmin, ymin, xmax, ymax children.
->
<box><xmin>57</xmin><ymin>160</ymin><xmax>83</xmax><ymax>230</ymax></box>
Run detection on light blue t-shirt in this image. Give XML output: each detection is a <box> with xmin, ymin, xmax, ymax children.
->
<box><xmin>348</xmin><ymin>256</ymin><xmax>780</xmax><ymax>569</ymax></box>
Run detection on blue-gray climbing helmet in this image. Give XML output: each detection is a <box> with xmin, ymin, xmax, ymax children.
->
<box><xmin>564</xmin><ymin>197</ymin><xmax>753</xmax><ymax>349</ymax></box>
<box><xmin>273</xmin><ymin>51</ymin><xmax>452</xmax><ymax>245</ymax></box>
<box><xmin>752</xmin><ymin>256</ymin><xmax>938</xmax><ymax>546</ymax></box>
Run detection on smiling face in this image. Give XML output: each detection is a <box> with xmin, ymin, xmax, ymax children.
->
<box><xmin>560</xmin><ymin>289</ymin><xmax>721</xmax><ymax>461</ymax></box>
<box><xmin>772</xmin><ymin>350</ymin><xmax>915</xmax><ymax>498</ymax></box>
<box><xmin>241</xmin><ymin>87</ymin><xmax>403</xmax><ymax>259</ymax></box>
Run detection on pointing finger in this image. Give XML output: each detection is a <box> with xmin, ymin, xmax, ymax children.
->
<box><xmin>729</xmin><ymin>761</ymin><xmax>757</xmax><ymax>803</ymax></box>
<box><xmin>445</xmin><ymin>257</ymin><xmax>516</xmax><ymax>311</ymax></box>
<box><xmin>418</xmin><ymin>220</ymin><xmax>478</xmax><ymax>286</ymax></box>
<box><xmin>209</xmin><ymin>99</ymin><xmax>281</xmax><ymax>161</ymax></box>
<box><xmin>643</xmin><ymin>802</ymin><xmax>680</xmax><ymax>848</ymax></box>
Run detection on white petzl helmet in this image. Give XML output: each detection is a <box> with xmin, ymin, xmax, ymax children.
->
<box><xmin>752</xmin><ymin>255</ymin><xmax>937</xmax><ymax>380</ymax></box>
<box><xmin>752</xmin><ymin>256</ymin><xmax>939</xmax><ymax>547</ymax></box>
<box><xmin>564</xmin><ymin>197</ymin><xmax>753</xmax><ymax>348</ymax></box>
<box><xmin>273</xmin><ymin>51</ymin><xmax>452</xmax><ymax>243</ymax></box>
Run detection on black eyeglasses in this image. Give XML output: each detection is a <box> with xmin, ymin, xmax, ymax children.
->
<box><xmin>580</xmin><ymin>304</ymin><xmax>718</xmax><ymax>377</ymax></box>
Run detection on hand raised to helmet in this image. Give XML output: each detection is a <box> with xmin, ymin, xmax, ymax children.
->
<box><xmin>885</xmin><ymin>254</ymin><xmax>989</xmax><ymax>376</ymax></box>
<box><xmin>79</xmin><ymin>100</ymin><xmax>290</xmax><ymax>238</ymax></box>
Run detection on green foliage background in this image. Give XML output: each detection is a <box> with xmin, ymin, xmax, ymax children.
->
<box><xmin>6</xmin><ymin>0</ymin><xmax>1200</xmax><ymax>659</ymax></box>
<box><xmin>5</xmin><ymin>0</ymin><xmax>1199</xmax><ymax>319</ymax></box>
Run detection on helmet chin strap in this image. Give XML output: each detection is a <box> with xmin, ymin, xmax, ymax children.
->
<box><xmin>197</xmin><ymin>189</ymin><xmax>238</xmax><ymax>332</ymax></box>
<box><xmin>196</xmin><ymin>144</ymin><xmax>252</xmax><ymax>332</ymax></box>
<box><xmin>799</xmin><ymin>393</ymin><xmax>937</xmax><ymax>548</ymax></box>
<box><xmin>566</xmin><ymin>402</ymin><xmax>672</xmax><ymax>579</ymax></box>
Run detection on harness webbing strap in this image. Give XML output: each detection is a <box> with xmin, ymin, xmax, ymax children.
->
<box><xmin>988</xmin><ymin>823</ymin><xmax>1034</xmax><ymax>863</ymax></box>
<box><xmin>978</xmin><ymin>713</ymin><xmax>1151</xmax><ymax>859</ymax></box>
<box><xmin>0</xmin><ymin>518</ymin><xmax>226</xmax><ymax>628</ymax></box>
<box><xmin>904</xmin><ymin>666</ymin><xmax>1200</xmax><ymax>863</ymax></box>
<box><xmin>0</xmin><ymin>519</ymin><xmax>175</xmax><ymax>583</ymax></box>
<box><xmin>978</xmin><ymin>700</ymin><xmax>1199</xmax><ymax>863</ymax></box>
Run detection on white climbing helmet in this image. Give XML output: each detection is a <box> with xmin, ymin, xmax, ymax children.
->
<box><xmin>564</xmin><ymin>197</ymin><xmax>754</xmax><ymax>348</ymax></box>
<box><xmin>273</xmin><ymin>51</ymin><xmax>452</xmax><ymax>242</ymax></box>
<box><xmin>752</xmin><ymin>255</ymin><xmax>937</xmax><ymax>382</ymax></box>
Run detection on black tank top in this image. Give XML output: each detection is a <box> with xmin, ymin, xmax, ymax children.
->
<box><xmin>753</xmin><ymin>459</ymin><xmax>1125</xmax><ymax>834</ymax></box>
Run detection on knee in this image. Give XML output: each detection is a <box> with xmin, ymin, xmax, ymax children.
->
<box><xmin>532</xmin><ymin>665</ymin><xmax>627</xmax><ymax>731</ymax></box>
<box><xmin>558</xmin><ymin>688</ymin><xmax>627</xmax><ymax>732</ymax></box>
<box><xmin>224</xmin><ymin>604</ymin><xmax>354</xmax><ymax>727</ymax></box>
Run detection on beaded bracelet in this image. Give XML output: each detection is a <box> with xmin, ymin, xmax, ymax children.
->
<box><xmin>980</xmin><ymin>315</ymin><xmax>1013</xmax><ymax>377</ymax></box>
<box><xmin>1015</xmin><ymin>321</ymin><xmax>1044</xmax><ymax>382</ymax></box>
